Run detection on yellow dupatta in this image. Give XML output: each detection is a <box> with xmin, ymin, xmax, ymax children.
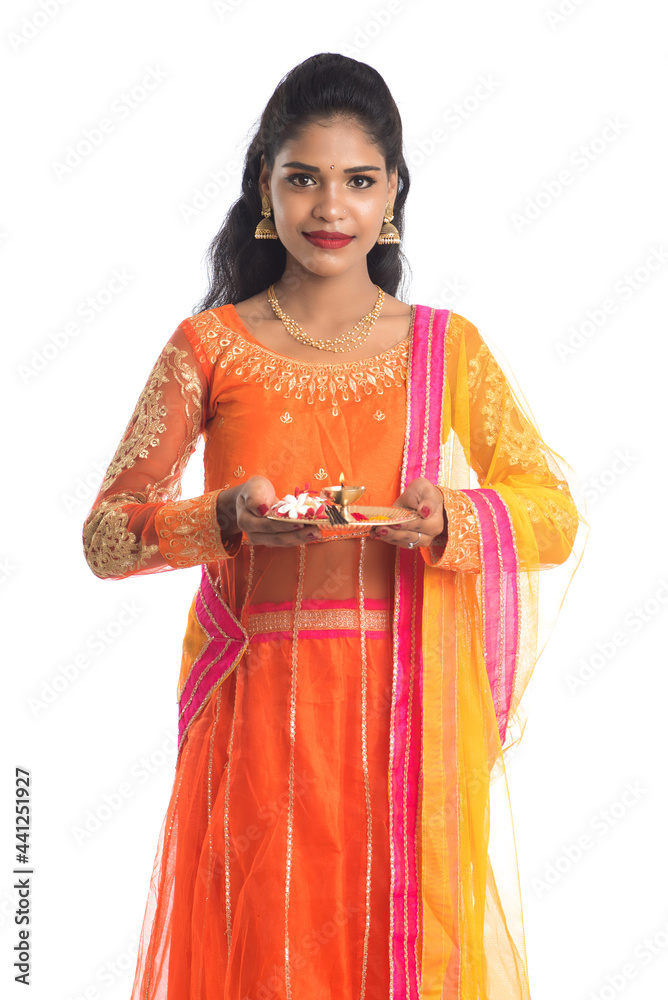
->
<box><xmin>399</xmin><ymin>306</ymin><xmax>587</xmax><ymax>998</ymax></box>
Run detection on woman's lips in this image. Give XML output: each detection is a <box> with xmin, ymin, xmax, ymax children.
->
<box><xmin>303</xmin><ymin>233</ymin><xmax>354</xmax><ymax>249</ymax></box>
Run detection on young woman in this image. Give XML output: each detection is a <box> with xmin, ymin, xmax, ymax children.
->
<box><xmin>83</xmin><ymin>52</ymin><xmax>586</xmax><ymax>1000</ymax></box>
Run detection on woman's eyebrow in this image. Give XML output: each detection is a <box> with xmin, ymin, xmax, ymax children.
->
<box><xmin>281</xmin><ymin>161</ymin><xmax>382</xmax><ymax>173</ymax></box>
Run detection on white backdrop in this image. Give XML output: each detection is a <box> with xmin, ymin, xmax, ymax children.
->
<box><xmin>2</xmin><ymin>1</ymin><xmax>666</xmax><ymax>998</ymax></box>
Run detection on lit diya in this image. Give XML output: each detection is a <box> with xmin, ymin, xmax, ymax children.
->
<box><xmin>321</xmin><ymin>473</ymin><xmax>366</xmax><ymax>523</ymax></box>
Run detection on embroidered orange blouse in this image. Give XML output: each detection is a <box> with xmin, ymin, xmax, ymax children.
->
<box><xmin>82</xmin><ymin>304</ymin><xmax>481</xmax><ymax>608</ymax></box>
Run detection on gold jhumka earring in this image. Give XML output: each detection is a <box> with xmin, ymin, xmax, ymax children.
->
<box><xmin>254</xmin><ymin>194</ymin><xmax>278</xmax><ymax>239</ymax></box>
<box><xmin>376</xmin><ymin>201</ymin><xmax>400</xmax><ymax>244</ymax></box>
<box><xmin>254</xmin><ymin>194</ymin><xmax>401</xmax><ymax>245</ymax></box>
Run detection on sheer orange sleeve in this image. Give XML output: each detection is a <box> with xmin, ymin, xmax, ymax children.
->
<box><xmin>421</xmin><ymin>485</ymin><xmax>482</xmax><ymax>571</ymax></box>
<box><xmin>421</xmin><ymin>313</ymin><xmax>580</xmax><ymax>573</ymax></box>
<box><xmin>82</xmin><ymin>320</ymin><xmax>241</xmax><ymax>581</ymax></box>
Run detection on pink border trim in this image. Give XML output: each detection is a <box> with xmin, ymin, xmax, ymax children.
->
<box><xmin>461</xmin><ymin>488</ymin><xmax>520</xmax><ymax>743</ymax></box>
<box><xmin>177</xmin><ymin>567</ymin><xmax>248</xmax><ymax>753</ymax></box>
<box><xmin>390</xmin><ymin>304</ymin><xmax>450</xmax><ymax>998</ymax></box>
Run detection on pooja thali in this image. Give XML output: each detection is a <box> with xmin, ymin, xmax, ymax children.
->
<box><xmin>265</xmin><ymin>504</ymin><xmax>418</xmax><ymax>531</ymax></box>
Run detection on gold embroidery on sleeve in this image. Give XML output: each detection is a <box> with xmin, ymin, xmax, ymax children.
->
<box><xmin>442</xmin><ymin>488</ymin><xmax>481</xmax><ymax>570</ymax></box>
<box><xmin>99</xmin><ymin>343</ymin><xmax>204</xmax><ymax>499</ymax></box>
<box><xmin>521</xmin><ymin>483</ymin><xmax>579</xmax><ymax>539</ymax></box>
<box><xmin>83</xmin><ymin>493</ymin><xmax>159</xmax><ymax>579</ymax></box>
<box><xmin>468</xmin><ymin>342</ymin><xmax>548</xmax><ymax>471</ymax></box>
<box><xmin>84</xmin><ymin>338</ymin><xmax>207</xmax><ymax>579</ymax></box>
<box><xmin>423</xmin><ymin>487</ymin><xmax>481</xmax><ymax>572</ymax></box>
<box><xmin>155</xmin><ymin>493</ymin><xmax>240</xmax><ymax>567</ymax></box>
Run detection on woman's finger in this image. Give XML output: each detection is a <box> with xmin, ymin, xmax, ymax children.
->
<box><xmin>239</xmin><ymin>511</ymin><xmax>302</xmax><ymax>535</ymax></box>
<box><xmin>246</xmin><ymin>523</ymin><xmax>322</xmax><ymax>546</ymax></box>
<box><xmin>372</xmin><ymin>524</ymin><xmax>425</xmax><ymax>546</ymax></box>
<box><xmin>238</xmin><ymin>496</ymin><xmax>322</xmax><ymax>544</ymax></box>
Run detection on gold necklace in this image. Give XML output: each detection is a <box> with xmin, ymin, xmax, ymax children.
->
<box><xmin>267</xmin><ymin>283</ymin><xmax>385</xmax><ymax>354</ymax></box>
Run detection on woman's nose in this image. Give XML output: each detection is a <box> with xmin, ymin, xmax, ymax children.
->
<box><xmin>313</xmin><ymin>185</ymin><xmax>348</xmax><ymax>219</ymax></box>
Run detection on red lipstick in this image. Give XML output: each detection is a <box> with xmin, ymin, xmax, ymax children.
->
<box><xmin>303</xmin><ymin>230</ymin><xmax>354</xmax><ymax>250</ymax></box>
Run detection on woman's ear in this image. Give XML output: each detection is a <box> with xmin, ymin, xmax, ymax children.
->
<box><xmin>388</xmin><ymin>166</ymin><xmax>399</xmax><ymax>204</ymax></box>
<box><xmin>258</xmin><ymin>153</ymin><xmax>270</xmax><ymax>198</ymax></box>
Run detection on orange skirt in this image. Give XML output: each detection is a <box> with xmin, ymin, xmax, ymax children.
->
<box><xmin>131</xmin><ymin>598</ymin><xmax>395</xmax><ymax>1000</ymax></box>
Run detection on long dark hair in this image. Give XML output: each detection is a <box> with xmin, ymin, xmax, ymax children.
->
<box><xmin>193</xmin><ymin>52</ymin><xmax>412</xmax><ymax>314</ymax></box>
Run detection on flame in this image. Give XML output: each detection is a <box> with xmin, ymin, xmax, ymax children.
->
<box><xmin>339</xmin><ymin>472</ymin><xmax>345</xmax><ymax>487</ymax></box>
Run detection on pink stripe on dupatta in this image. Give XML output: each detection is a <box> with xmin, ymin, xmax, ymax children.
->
<box><xmin>177</xmin><ymin>565</ymin><xmax>248</xmax><ymax>754</ymax></box>
<box><xmin>461</xmin><ymin>488</ymin><xmax>520</xmax><ymax>743</ymax></box>
<box><xmin>391</xmin><ymin>304</ymin><xmax>449</xmax><ymax>999</ymax></box>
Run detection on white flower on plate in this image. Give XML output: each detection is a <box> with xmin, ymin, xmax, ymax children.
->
<box><xmin>274</xmin><ymin>492</ymin><xmax>320</xmax><ymax>519</ymax></box>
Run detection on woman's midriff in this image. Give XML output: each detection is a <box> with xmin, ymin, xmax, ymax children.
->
<box><xmin>230</xmin><ymin>536</ymin><xmax>396</xmax><ymax>609</ymax></box>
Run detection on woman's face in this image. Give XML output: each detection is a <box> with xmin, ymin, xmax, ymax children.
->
<box><xmin>259</xmin><ymin>117</ymin><xmax>398</xmax><ymax>279</ymax></box>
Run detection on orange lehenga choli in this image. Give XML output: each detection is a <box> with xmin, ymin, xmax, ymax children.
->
<box><xmin>83</xmin><ymin>302</ymin><xmax>586</xmax><ymax>1000</ymax></box>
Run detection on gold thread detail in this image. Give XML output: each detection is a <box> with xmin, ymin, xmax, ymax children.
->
<box><xmin>98</xmin><ymin>341</ymin><xmax>203</xmax><ymax>496</ymax></box>
<box><xmin>389</xmin><ymin>305</ymin><xmax>416</xmax><ymax>996</ymax></box>
<box><xmin>187</xmin><ymin>307</ymin><xmax>416</xmax><ymax>418</ymax></box>
<box><xmin>224</xmin><ymin>667</ymin><xmax>239</xmax><ymax>958</ymax></box>
<box><xmin>467</xmin><ymin>340</ymin><xmax>549</xmax><ymax>470</ymax></box>
<box><xmin>200</xmin><ymin>685</ymin><xmax>223</xmax><ymax>998</ymax></box>
<box><xmin>83</xmin><ymin>497</ymin><xmax>159</xmax><ymax>579</ymax></box>
<box><xmin>426</xmin><ymin>487</ymin><xmax>481</xmax><ymax>572</ymax></box>
<box><xmin>225</xmin><ymin>543</ymin><xmax>256</xmax><ymax>956</ymax></box>
<box><xmin>389</xmin><ymin>547</ymin><xmax>401</xmax><ymax>1000</ymax></box>
<box><xmin>405</xmin><ymin>551</ymin><xmax>417</xmax><ymax>994</ymax></box>
<box><xmin>419</xmin><ymin>308</ymin><xmax>435</xmax><ymax>478</ymax></box>
<box><xmin>176</xmin><ymin>567</ymin><xmax>249</xmax><ymax>758</ymax></box>
<box><xmin>479</xmin><ymin>494</ymin><xmax>506</xmax><ymax>723</ymax></box>
<box><xmin>176</xmin><ymin>640</ymin><xmax>230</xmax><ymax>726</ymax></box>
<box><xmin>357</xmin><ymin>538</ymin><xmax>373</xmax><ymax>1000</ymax></box>
<box><xmin>492</xmin><ymin>491</ymin><xmax>523</xmax><ymax>714</ymax></box>
<box><xmin>247</xmin><ymin>607</ymin><xmax>389</xmax><ymax>637</ymax></box>
<box><xmin>284</xmin><ymin>544</ymin><xmax>306</xmax><ymax>998</ymax></box>
<box><xmin>437</xmin><ymin>308</ymin><xmax>453</xmax><ymax>486</ymax></box>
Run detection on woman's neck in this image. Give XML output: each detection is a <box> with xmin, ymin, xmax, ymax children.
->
<box><xmin>272</xmin><ymin>267</ymin><xmax>381</xmax><ymax>327</ymax></box>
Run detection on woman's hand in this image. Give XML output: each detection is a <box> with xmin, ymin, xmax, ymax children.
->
<box><xmin>369</xmin><ymin>477</ymin><xmax>446</xmax><ymax>550</ymax></box>
<box><xmin>216</xmin><ymin>476</ymin><xmax>322</xmax><ymax>547</ymax></box>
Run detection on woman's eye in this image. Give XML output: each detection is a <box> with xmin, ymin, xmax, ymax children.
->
<box><xmin>286</xmin><ymin>174</ymin><xmax>376</xmax><ymax>188</ymax></box>
<box><xmin>349</xmin><ymin>175</ymin><xmax>376</xmax><ymax>189</ymax></box>
<box><xmin>288</xmin><ymin>174</ymin><xmax>314</xmax><ymax>187</ymax></box>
